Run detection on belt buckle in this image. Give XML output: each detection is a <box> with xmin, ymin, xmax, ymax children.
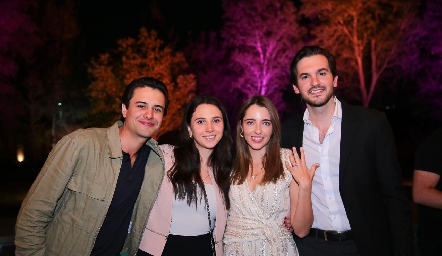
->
<box><xmin>323</xmin><ymin>230</ymin><xmax>335</xmax><ymax>242</ymax></box>
<box><xmin>323</xmin><ymin>230</ymin><xmax>329</xmax><ymax>241</ymax></box>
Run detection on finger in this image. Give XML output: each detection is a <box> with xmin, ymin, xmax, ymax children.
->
<box><xmin>291</xmin><ymin>147</ymin><xmax>301</xmax><ymax>166</ymax></box>
<box><xmin>299</xmin><ymin>147</ymin><xmax>307</xmax><ymax>165</ymax></box>
<box><xmin>283</xmin><ymin>216</ymin><xmax>289</xmax><ymax>227</ymax></box>
<box><xmin>287</xmin><ymin>152</ymin><xmax>298</xmax><ymax>167</ymax></box>
<box><xmin>285</xmin><ymin>160</ymin><xmax>294</xmax><ymax>171</ymax></box>
<box><xmin>310</xmin><ymin>163</ymin><xmax>320</xmax><ymax>173</ymax></box>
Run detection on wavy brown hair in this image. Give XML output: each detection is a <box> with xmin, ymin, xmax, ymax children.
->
<box><xmin>230</xmin><ymin>96</ymin><xmax>284</xmax><ymax>185</ymax></box>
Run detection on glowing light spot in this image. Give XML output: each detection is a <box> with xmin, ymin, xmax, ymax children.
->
<box><xmin>17</xmin><ymin>146</ymin><xmax>24</xmax><ymax>163</ymax></box>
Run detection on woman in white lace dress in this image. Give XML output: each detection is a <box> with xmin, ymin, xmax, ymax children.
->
<box><xmin>223</xmin><ymin>96</ymin><xmax>319</xmax><ymax>256</ymax></box>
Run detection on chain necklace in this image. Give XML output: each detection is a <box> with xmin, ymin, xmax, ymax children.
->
<box><xmin>201</xmin><ymin>165</ymin><xmax>211</xmax><ymax>182</ymax></box>
<box><xmin>250</xmin><ymin>164</ymin><xmax>264</xmax><ymax>180</ymax></box>
<box><xmin>203</xmin><ymin>173</ymin><xmax>210</xmax><ymax>181</ymax></box>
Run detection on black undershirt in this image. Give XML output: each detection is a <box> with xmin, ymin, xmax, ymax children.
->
<box><xmin>91</xmin><ymin>144</ymin><xmax>150</xmax><ymax>256</ymax></box>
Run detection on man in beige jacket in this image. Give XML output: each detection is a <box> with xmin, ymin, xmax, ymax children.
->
<box><xmin>15</xmin><ymin>77</ymin><xmax>169</xmax><ymax>256</ymax></box>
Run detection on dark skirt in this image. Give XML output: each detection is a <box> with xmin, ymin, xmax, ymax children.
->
<box><xmin>137</xmin><ymin>233</ymin><xmax>213</xmax><ymax>256</ymax></box>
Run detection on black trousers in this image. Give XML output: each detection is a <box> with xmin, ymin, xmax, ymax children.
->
<box><xmin>417</xmin><ymin>230</ymin><xmax>442</xmax><ymax>256</ymax></box>
<box><xmin>137</xmin><ymin>233</ymin><xmax>213</xmax><ymax>256</ymax></box>
<box><xmin>294</xmin><ymin>235</ymin><xmax>360</xmax><ymax>256</ymax></box>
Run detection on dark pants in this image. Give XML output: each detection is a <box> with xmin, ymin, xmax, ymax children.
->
<box><xmin>137</xmin><ymin>233</ymin><xmax>213</xmax><ymax>256</ymax></box>
<box><xmin>294</xmin><ymin>235</ymin><xmax>360</xmax><ymax>256</ymax></box>
<box><xmin>417</xmin><ymin>230</ymin><xmax>442</xmax><ymax>256</ymax></box>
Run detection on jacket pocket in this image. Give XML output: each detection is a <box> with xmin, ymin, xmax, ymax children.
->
<box><xmin>67</xmin><ymin>175</ymin><xmax>107</xmax><ymax>200</ymax></box>
<box><xmin>45</xmin><ymin>176</ymin><xmax>109</xmax><ymax>253</ymax></box>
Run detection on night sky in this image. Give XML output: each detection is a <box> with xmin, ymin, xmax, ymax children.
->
<box><xmin>76</xmin><ymin>0</ymin><xmax>223</xmax><ymax>61</ymax></box>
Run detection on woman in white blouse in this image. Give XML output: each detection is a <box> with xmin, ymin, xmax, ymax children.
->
<box><xmin>137</xmin><ymin>95</ymin><xmax>233</xmax><ymax>256</ymax></box>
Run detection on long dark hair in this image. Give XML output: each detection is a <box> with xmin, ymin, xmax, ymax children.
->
<box><xmin>168</xmin><ymin>95</ymin><xmax>233</xmax><ymax>209</ymax></box>
<box><xmin>231</xmin><ymin>96</ymin><xmax>284</xmax><ymax>185</ymax></box>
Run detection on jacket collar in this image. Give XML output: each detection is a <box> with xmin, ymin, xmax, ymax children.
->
<box><xmin>106</xmin><ymin>121</ymin><xmax>162</xmax><ymax>161</ymax></box>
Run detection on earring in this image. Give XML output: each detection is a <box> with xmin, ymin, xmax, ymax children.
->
<box><xmin>189</xmin><ymin>133</ymin><xmax>193</xmax><ymax>138</ymax></box>
<box><xmin>240</xmin><ymin>131</ymin><xmax>244</xmax><ymax>138</ymax></box>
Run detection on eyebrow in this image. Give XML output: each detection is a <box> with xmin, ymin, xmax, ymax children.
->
<box><xmin>244</xmin><ymin>118</ymin><xmax>271</xmax><ymax>122</ymax></box>
<box><xmin>135</xmin><ymin>101</ymin><xmax>164</xmax><ymax>109</ymax></box>
<box><xmin>194</xmin><ymin>116</ymin><xmax>223</xmax><ymax>120</ymax></box>
<box><xmin>299</xmin><ymin>68</ymin><xmax>329</xmax><ymax>77</ymax></box>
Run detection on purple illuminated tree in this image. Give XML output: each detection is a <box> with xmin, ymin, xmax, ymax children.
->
<box><xmin>411</xmin><ymin>0</ymin><xmax>442</xmax><ymax>117</ymax></box>
<box><xmin>0</xmin><ymin>0</ymin><xmax>40</xmax><ymax>92</ymax></box>
<box><xmin>184</xmin><ymin>31</ymin><xmax>243</xmax><ymax>128</ymax></box>
<box><xmin>0</xmin><ymin>0</ymin><xmax>80</xmax><ymax>162</ymax></box>
<box><xmin>300</xmin><ymin>0</ymin><xmax>420</xmax><ymax>107</ymax></box>
<box><xmin>0</xmin><ymin>0</ymin><xmax>40</xmax><ymax>160</ymax></box>
<box><xmin>221</xmin><ymin>0</ymin><xmax>305</xmax><ymax>109</ymax></box>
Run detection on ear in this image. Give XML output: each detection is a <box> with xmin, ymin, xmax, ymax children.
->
<box><xmin>187</xmin><ymin>126</ymin><xmax>192</xmax><ymax>137</ymax></box>
<box><xmin>333</xmin><ymin>76</ymin><xmax>338</xmax><ymax>88</ymax></box>
<box><xmin>121</xmin><ymin>104</ymin><xmax>128</xmax><ymax>118</ymax></box>
<box><xmin>292</xmin><ymin>84</ymin><xmax>300</xmax><ymax>94</ymax></box>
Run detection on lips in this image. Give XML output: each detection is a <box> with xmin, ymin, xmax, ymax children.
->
<box><xmin>139</xmin><ymin>120</ymin><xmax>156</xmax><ymax>127</ymax></box>
<box><xmin>203</xmin><ymin>135</ymin><xmax>216</xmax><ymax>140</ymax></box>
<box><xmin>308</xmin><ymin>86</ymin><xmax>325</xmax><ymax>94</ymax></box>
<box><xmin>251</xmin><ymin>136</ymin><xmax>264</xmax><ymax>143</ymax></box>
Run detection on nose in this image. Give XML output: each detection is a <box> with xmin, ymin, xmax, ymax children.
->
<box><xmin>206</xmin><ymin>122</ymin><xmax>214</xmax><ymax>132</ymax></box>
<box><xmin>254</xmin><ymin>124</ymin><xmax>262</xmax><ymax>134</ymax></box>
<box><xmin>143</xmin><ymin>108</ymin><xmax>153</xmax><ymax>119</ymax></box>
<box><xmin>311</xmin><ymin>75</ymin><xmax>320</xmax><ymax>86</ymax></box>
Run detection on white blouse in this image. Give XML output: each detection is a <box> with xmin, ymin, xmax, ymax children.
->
<box><xmin>169</xmin><ymin>184</ymin><xmax>216</xmax><ymax>236</ymax></box>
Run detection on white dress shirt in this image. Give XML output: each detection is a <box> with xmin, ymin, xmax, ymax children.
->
<box><xmin>302</xmin><ymin>97</ymin><xmax>351</xmax><ymax>232</ymax></box>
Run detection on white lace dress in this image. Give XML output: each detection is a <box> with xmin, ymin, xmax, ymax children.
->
<box><xmin>223</xmin><ymin>149</ymin><xmax>298</xmax><ymax>256</ymax></box>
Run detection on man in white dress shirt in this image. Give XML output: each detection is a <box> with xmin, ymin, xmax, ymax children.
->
<box><xmin>281</xmin><ymin>46</ymin><xmax>413</xmax><ymax>256</ymax></box>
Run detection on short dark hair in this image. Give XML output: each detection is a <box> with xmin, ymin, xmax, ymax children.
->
<box><xmin>290</xmin><ymin>46</ymin><xmax>338</xmax><ymax>87</ymax></box>
<box><xmin>121</xmin><ymin>77</ymin><xmax>170</xmax><ymax>116</ymax></box>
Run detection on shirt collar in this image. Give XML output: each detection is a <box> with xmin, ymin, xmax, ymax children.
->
<box><xmin>303</xmin><ymin>96</ymin><xmax>342</xmax><ymax>124</ymax></box>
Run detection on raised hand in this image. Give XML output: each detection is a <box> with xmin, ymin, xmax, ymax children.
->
<box><xmin>285</xmin><ymin>147</ymin><xmax>319</xmax><ymax>190</ymax></box>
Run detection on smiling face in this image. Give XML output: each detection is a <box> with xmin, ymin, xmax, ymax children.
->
<box><xmin>121</xmin><ymin>87</ymin><xmax>165</xmax><ymax>141</ymax></box>
<box><xmin>188</xmin><ymin>104</ymin><xmax>224</xmax><ymax>154</ymax></box>
<box><xmin>294</xmin><ymin>54</ymin><xmax>338</xmax><ymax>108</ymax></box>
<box><xmin>241</xmin><ymin>104</ymin><xmax>272</xmax><ymax>154</ymax></box>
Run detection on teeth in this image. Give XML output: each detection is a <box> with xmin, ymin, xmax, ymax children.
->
<box><xmin>252</xmin><ymin>136</ymin><xmax>263</xmax><ymax>142</ymax></box>
<box><xmin>204</xmin><ymin>135</ymin><xmax>215</xmax><ymax>139</ymax></box>
<box><xmin>309</xmin><ymin>87</ymin><xmax>325</xmax><ymax>94</ymax></box>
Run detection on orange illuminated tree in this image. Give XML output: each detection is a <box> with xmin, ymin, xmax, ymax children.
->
<box><xmin>300</xmin><ymin>0</ymin><xmax>420</xmax><ymax>107</ymax></box>
<box><xmin>87</xmin><ymin>27</ymin><xmax>196</xmax><ymax>137</ymax></box>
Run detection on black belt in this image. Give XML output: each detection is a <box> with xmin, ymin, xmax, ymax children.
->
<box><xmin>307</xmin><ymin>228</ymin><xmax>354</xmax><ymax>241</ymax></box>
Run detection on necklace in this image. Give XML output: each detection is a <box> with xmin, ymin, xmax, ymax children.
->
<box><xmin>201</xmin><ymin>167</ymin><xmax>211</xmax><ymax>182</ymax></box>
<box><xmin>250</xmin><ymin>165</ymin><xmax>264</xmax><ymax>180</ymax></box>
<box><xmin>202</xmin><ymin>172</ymin><xmax>210</xmax><ymax>181</ymax></box>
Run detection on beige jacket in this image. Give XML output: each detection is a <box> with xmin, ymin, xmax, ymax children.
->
<box><xmin>15</xmin><ymin>121</ymin><xmax>165</xmax><ymax>256</ymax></box>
